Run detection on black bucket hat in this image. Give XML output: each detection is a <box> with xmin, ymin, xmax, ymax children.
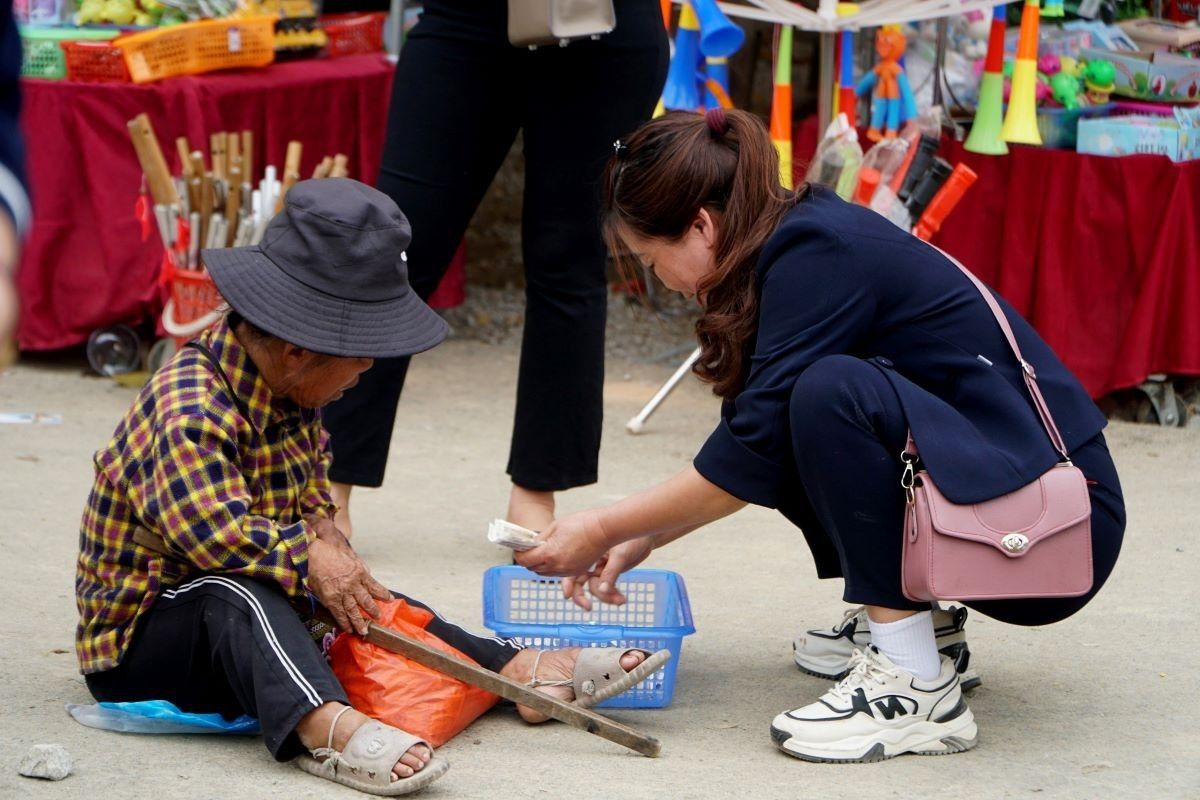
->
<box><xmin>202</xmin><ymin>178</ymin><xmax>449</xmax><ymax>358</ymax></box>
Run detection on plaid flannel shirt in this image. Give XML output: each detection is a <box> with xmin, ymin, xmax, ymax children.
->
<box><xmin>75</xmin><ymin>320</ymin><xmax>337</xmax><ymax>674</ymax></box>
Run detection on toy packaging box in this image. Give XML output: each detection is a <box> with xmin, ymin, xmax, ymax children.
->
<box><xmin>1077</xmin><ymin>106</ymin><xmax>1200</xmax><ymax>162</ymax></box>
<box><xmin>1081</xmin><ymin>46</ymin><xmax>1200</xmax><ymax>102</ymax></box>
<box><xmin>1118</xmin><ymin>18</ymin><xmax>1200</xmax><ymax>57</ymax></box>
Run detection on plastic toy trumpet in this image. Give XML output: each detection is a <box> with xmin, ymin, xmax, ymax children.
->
<box><xmin>689</xmin><ymin>0</ymin><xmax>744</xmax><ymax>58</ymax></box>
<box><xmin>914</xmin><ymin>163</ymin><xmax>979</xmax><ymax>241</ymax></box>
<box><xmin>662</xmin><ymin>2</ymin><xmax>704</xmax><ymax>112</ymax></box>
<box><xmin>1000</xmin><ymin>0</ymin><xmax>1043</xmax><ymax>145</ymax></box>
<box><xmin>770</xmin><ymin>24</ymin><xmax>794</xmax><ymax>189</ymax></box>
<box><xmin>964</xmin><ymin>4</ymin><xmax>1009</xmax><ymax>155</ymax></box>
<box><xmin>661</xmin><ymin>0</ymin><xmax>744</xmax><ymax>113</ymax></box>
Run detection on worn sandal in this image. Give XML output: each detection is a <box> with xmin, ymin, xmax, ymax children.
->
<box><xmin>294</xmin><ymin>707</ymin><xmax>449</xmax><ymax>796</ymax></box>
<box><xmin>529</xmin><ymin>647</ymin><xmax>672</xmax><ymax>708</ymax></box>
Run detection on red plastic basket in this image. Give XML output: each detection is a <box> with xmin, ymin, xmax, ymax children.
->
<box><xmin>321</xmin><ymin>12</ymin><xmax>386</xmax><ymax>58</ymax></box>
<box><xmin>61</xmin><ymin>39</ymin><xmax>130</xmax><ymax>83</ymax></box>
<box><xmin>161</xmin><ymin>256</ymin><xmax>225</xmax><ymax>346</ymax></box>
<box><xmin>60</xmin><ymin>40</ymin><xmax>129</xmax><ymax>83</ymax></box>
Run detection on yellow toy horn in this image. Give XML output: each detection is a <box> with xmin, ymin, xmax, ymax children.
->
<box><xmin>1000</xmin><ymin>0</ymin><xmax>1043</xmax><ymax>145</ymax></box>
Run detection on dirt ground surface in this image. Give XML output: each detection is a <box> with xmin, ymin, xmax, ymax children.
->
<box><xmin>2</xmin><ymin>293</ymin><xmax>1197</xmax><ymax>800</ymax></box>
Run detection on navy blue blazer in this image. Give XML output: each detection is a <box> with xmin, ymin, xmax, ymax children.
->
<box><xmin>694</xmin><ymin>186</ymin><xmax>1107</xmax><ymax>506</ymax></box>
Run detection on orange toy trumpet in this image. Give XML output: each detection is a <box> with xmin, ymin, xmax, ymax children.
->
<box><xmin>914</xmin><ymin>163</ymin><xmax>979</xmax><ymax>241</ymax></box>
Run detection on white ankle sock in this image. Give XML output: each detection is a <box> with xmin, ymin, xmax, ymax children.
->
<box><xmin>867</xmin><ymin>611</ymin><xmax>941</xmax><ymax>681</ymax></box>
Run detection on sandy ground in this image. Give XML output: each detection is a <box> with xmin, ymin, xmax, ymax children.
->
<box><xmin>1</xmin><ymin>326</ymin><xmax>1198</xmax><ymax>800</ymax></box>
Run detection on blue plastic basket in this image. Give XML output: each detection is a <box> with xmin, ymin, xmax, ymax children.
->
<box><xmin>482</xmin><ymin>566</ymin><xmax>695</xmax><ymax>708</ymax></box>
<box><xmin>1036</xmin><ymin>103</ymin><xmax>1115</xmax><ymax>149</ymax></box>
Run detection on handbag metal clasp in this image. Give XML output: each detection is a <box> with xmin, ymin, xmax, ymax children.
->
<box><xmin>1001</xmin><ymin>533</ymin><xmax>1029</xmax><ymax>552</ymax></box>
<box><xmin>900</xmin><ymin>451</ymin><xmax>918</xmax><ymax>505</ymax></box>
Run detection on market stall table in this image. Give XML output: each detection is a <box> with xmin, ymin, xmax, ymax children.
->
<box><xmin>17</xmin><ymin>53</ymin><xmax>412</xmax><ymax>352</ymax></box>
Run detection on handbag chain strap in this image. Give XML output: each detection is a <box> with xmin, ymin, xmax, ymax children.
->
<box><xmin>934</xmin><ymin>247</ymin><xmax>1070</xmax><ymax>462</ymax></box>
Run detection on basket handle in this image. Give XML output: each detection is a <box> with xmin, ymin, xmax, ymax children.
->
<box><xmin>161</xmin><ymin>297</ymin><xmax>225</xmax><ymax>338</ymax></box>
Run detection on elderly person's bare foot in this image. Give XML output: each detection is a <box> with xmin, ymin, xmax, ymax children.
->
<box><xmin>499</xmin><ymin>646</ymin><xmax>659</xmax><ymax>723</ymax></box>
<box><xmin>296</xmin><ymin>702</ymin><xmax>432</xmax><ymax>782</ymax></box>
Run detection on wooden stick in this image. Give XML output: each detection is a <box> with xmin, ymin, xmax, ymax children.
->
<box><xmin>127</xmin><ymin>113</ymin><xmax>180</xmax><ymax>208</ymax></box>
<box><xmin>187</xmin><ymin>151</ymin><xmax>207</xmax><ymax>218</ymax></box>
<box><xmin>210</xmin><ymin>132</ymin><xmax>227</xmax><ymax>182</ymax></box>
<box><xmin>199</xmin><ymin>173</ymin><xmax>213</xmax><ymax>253</ymax></box>
<box><xmin>324</xmin><ymin>610</ymin><xmax>662</xmax><ymax>758</ymax></box>
<box><xmin>227</xmin><ymin>132</ymin><xmax>240</xmax><ymax>172</ymax></box>
<box><xmin>225</xmin><ymin>165</ymin><xmax>242</xmax><ymax>247</ymax></box>
<box><xmin>188</xmin><ymin>151</ymin><xmax>207</xmax><ymax>180</ymax></box>
<box><xmin>275</xmin><ymin>140</ymin><xmax>303</xmax><ymax>213</ymax></box>
<box><xmin>283</xmin><ymin>140</ymin><xmax>303</xmax><ymax>180</ymax></box>
<box><xmin>176</xmin><ymin>137</ymin><xmax>193</xmax><ymax>179</ymax></box>
<box><xmin>329</xmin><ymin>153</ymin><xmax>349</xmax><ymax>178</ymax></box>
<box><xmin>127</xmin><ymin>526</ymin><xmax>662</xmax><ymax>758</ymax></box>
<box><xmin>241</xmin><ymin>130</ymin><xmax>253</xmax><ymax>186</ymax></box>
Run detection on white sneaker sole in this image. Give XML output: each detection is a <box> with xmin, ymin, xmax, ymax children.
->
<box><xmin>771</xmin><ymin>703</ymin><xmax>979</xmax><ymax>763</ymax></box>
<box><xmin>792</xmin><ymin>647</ymin><xmax>862</xmax><ymax>679</ymax></box>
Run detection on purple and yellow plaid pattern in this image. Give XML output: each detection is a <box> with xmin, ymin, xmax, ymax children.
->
<box><xmin>76</xmin><ymin>320</ymin><xmax>337</xmax><ymax>674</ymax></box>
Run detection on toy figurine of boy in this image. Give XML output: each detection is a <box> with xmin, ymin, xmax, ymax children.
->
<box><xmin>855</xmin><ymin>26</ymin><xmax>918</xmax><ymax>142</ymax></box>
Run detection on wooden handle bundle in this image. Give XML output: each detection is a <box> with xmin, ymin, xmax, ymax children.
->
<box><xmin>129</xmin><ymin>115</ymin><xmax>357</xmax><ymax>256</ymax></box>
<box><xmin>128</xmin><ymin>113</ymin><xmax>180</xmax><ymax>208</ymax></box>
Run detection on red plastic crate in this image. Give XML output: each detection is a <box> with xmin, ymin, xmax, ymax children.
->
<box><xmin>321</xmin><ymin>12</ymin><xmax>386</xmax><ymax>58</ymax></box>
<box><xmin>61</xmin><ymin>39</ymin><xmax>130</xmax><ymax>83</ymax></box>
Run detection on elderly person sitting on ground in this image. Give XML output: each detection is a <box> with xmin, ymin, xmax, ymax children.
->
<box><xmin>75</xmin><ymin>178</ymin><xmax>667</xmax><ymax>797</ymax></box>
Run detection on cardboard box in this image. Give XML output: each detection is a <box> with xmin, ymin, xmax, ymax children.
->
<box><xmin>1077</xmin><ymin>109</ymin><xmax>1200</xmax><ymax>161</ymax></box>
<box><xmin>1118</xmin><ymin>18</ymin><xmax>1200</xmax><ymax>57</ymax></box>
<box><xmin>1081</xmin><ymin>47</ymin><xmax>1200</xmax><ymax>102</ymax></box>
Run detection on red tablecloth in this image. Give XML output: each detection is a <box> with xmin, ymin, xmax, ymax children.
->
<box><xmin>17</xmin><ymin>54</ymin><xmax>438</xmax><ymax>351</ymax></box>
<box><xmin>796</xmin><ymin>118</ymin><xmax>1200</xmax><ymax>399</ymax></box>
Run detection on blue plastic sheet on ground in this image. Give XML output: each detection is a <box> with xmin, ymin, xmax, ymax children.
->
<box><xmin>66</xmin><ymin>700</ymin><xmax>261</xmax><ymax>735</ymax></box>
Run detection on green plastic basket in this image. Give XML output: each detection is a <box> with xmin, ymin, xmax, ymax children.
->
<box><xmin>19</xmin><ymin>26</ymin><xmax>119</xmax><ymax>80</ymax></box>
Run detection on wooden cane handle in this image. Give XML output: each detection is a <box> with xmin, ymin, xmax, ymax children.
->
<box><xmin>128</xmin><ymin>113</ymin><xmax>180</xmax><ymax>208</ymax></box>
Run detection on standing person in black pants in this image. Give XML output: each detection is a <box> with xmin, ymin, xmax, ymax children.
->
<box><xmin>322</xmin><ymin>1</ymin><xmax>670</xmax><ymax>537</ymax></box>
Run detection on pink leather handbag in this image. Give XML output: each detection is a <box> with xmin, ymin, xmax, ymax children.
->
<box><xmin>899</xmin><ymin>254</ymin><xmax>1094</xmax><ymax>602</ymax></box>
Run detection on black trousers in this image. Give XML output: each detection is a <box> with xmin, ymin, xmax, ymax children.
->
<box><xmin>781</xmin><ymin>355</ymin><xmax>1125</xmax><ymax>625</ymax></box>
<box><xmin>85</xmin><ymin>575</ymin><xmax>521</xmax><ymax>760</ymax></box>
<box><xmin>322</xmin><ymin>0</ymin><xmax>669</xmax><ymax>490</ymax></box>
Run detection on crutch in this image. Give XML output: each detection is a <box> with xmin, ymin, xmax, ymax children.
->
<box><xmin>626</xmin><ymin>346</ymin><xmax>701</xmax><ymax>434</ymax></box>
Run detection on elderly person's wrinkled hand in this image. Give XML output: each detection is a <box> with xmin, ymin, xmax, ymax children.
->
<box><xmin>306</xmin><ymin>513</ymin><xmax>349</xmax><ymax>547</ymax></box>
<box><xmin>306</xmin><ymin>530</ymin><xmax>391</xmax><ymax>636</ymax></box>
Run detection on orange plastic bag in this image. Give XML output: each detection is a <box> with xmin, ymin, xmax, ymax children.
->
<box><xmin>328</xmin><ymin>598</ymin><xmax>500</xmax><ymax>747</ymax></box>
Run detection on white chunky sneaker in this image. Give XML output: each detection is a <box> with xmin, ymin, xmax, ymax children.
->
<box><xmin>793</xmin><ymin>605</ymin><xmax>981</xmax><ymax>691</ymax></box>
<box><xmin>771</xmin><ymin>647</ymin><xmax>978</xmax><ymax>763</ymax></box>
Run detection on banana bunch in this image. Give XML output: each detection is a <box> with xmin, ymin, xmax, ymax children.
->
<box><xmin>74</xmin><ymin>0</ymin><xmax>189</xmax><ymax>26</ymax></box>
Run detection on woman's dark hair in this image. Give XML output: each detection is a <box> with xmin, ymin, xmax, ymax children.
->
<box><xmin>601</xmin><ymin>109</ymin><xmax>799</xmax><ymax>399</ymax></box>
